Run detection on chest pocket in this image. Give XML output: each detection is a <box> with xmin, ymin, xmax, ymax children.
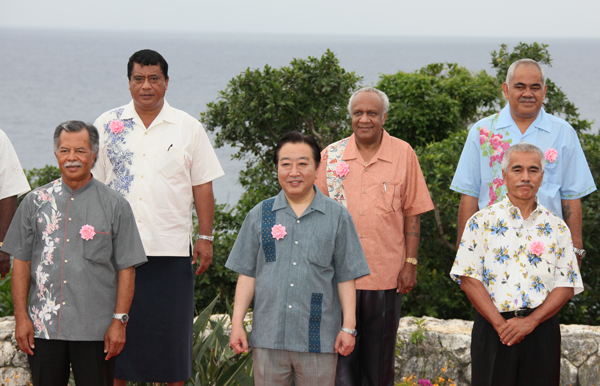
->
<box><xmin>158</xmin><ymin>147</ymin><xmax>187</xmax><ymax>179</ymax></box>
<box><xmin>308</xmin><ymin>233</ymin><xmax>334</xmax><ymax>268</ymax></box>
<box><xmin>83</xmin><ymin>232</ymin><xmax>113</xmax><ymax>265</ymax></box>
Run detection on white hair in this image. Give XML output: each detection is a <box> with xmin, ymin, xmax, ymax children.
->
<box><xmin>501</xmin><ymin>142</ymin><xmax>545</xmax><ymax>173</ymax></box>
<box><xmin>505</xmin><ymin>59</ymin><xmax>546</xmax><ymax>88</ymax></box>
<box><xmin>347</xmin><ymin>87</ymin><xmax>390</xmax><ymax>115</ymax></box>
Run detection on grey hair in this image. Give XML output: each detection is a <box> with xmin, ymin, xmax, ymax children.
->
<box><xmin>347</xmin><ymin>87</ymin><xmax>390</xmax><ymax>115</ymax></box>
<box><xmin>53</xmin><ymin>121</ymin><xmax>99</xmax><ymax>165</ymax></box>
<box><xmin>505</xmin><ymin>59</ymin><xmax>546</xmax><ymax>88</ymax></box>
<box><xmin>501</xmin><ymin>142</ymin><xmax>545</xmax><ymax>173</ymax></box>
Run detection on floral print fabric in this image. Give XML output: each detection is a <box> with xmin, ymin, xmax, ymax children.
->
<box><xmin>450</xmin><ymin>196</ymin><xmax>583</xmax><ymax>312</ymax></box>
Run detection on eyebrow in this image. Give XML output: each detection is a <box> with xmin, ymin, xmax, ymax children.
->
<box><xmin>514</xmin><ymin>81</ymin><xmax>542</xmax><ymax>87</ymax></box>
<box><xmin>280</xmin><ymin>156</ymin><xmax>310</xmax><ymax>161</ymax></box>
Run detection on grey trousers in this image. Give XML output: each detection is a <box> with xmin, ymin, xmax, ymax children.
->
<box><xmin>253</xmin><ymin>348</ymin><xmax>338</xmax><ymax>386</ymax></box>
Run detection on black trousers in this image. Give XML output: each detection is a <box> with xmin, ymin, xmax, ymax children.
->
<box><xmin>471</xmin><ymin>311</ymin><xmax>561</xmax><ymax>386</ymax></box>
<box><xmin>28</xmin><ymin>339</ymin><xmax>116</xmax><ymax>386</ymax></box>
<box><xmin>335</xmin><ymin>289</ymin><xmax>403</xmax><ymax>386</ymax></box>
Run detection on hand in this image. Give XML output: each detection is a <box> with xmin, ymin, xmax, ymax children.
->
<box><xmin>397</xmin><ymin>263</ymin><xmax>417</xmax><ymax>294</ymax></box>
<box><xmin>192</xmin><ymin>239</ymin><xmax>213</xmax><ymax>275</ymax></box>
<box><xmin>229</xmin><ymin>324</ymin><xmax>249</xmax><ymax>354</ymax></box>
<box><xmin>498</xmin><ymin>317</ymin><xmax>538</xmax><ymax>346</ymax></box>
<box><xmin>0</xmin><ymin>251</ymin><xmax>10</xmax><ymax>280</ymax></box>
<box><xmin>334</xmin><ymin>330</ymin><xmax>355</xmax><ymax>356</ymax></box>
<box><xmin>15</xmin><ymin>315</ymin><xmax>35</xmax><ymax>355</ymax></box>
<box><xmin>104</xmin><ymin>320</ymin><xmax>127</xmax><ymax>360</ymax></box>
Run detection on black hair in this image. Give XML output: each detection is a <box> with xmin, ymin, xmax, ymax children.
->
<box><xmin>273</xmin><ymin>131</ymin><xmax>321</xmax><ymax>169</ymax></box>
<box><xmin>53</xmin><ymin>121</ymin><xmax>99</xmax><ymax>166</ymax></box>
<box><xmin>127</xmin><ymin>49</ymin><xmax>169</xmax><ymax>80</ymax></box>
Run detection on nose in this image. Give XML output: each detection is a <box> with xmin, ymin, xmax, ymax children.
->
<box><xmin>290</xmin><ymin>164</ymin><xmax>300</xmax><ymax>175</ymax></box>
<box><xmin>359</xmin><ymin>112</ymin><xmax>369</xmax><ymax>122</ymax></box>
<box><xmin>142</xmin><ymin>76</ymin><xmax>152</xmax><ymax>89</ymax></box>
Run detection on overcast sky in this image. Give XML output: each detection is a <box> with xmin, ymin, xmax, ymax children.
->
<box><xmin>1</xmin><ymin>0</ymin><xmax>599</xmax><ymax>38</ymax></box>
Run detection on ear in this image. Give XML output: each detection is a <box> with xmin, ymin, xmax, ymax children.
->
<box><xmin>382</xmin><ymin>112</ymin><xmax>388</xmax><ymax>126</ymax></box>
<box><xmin>165</xmin><ymin>77</ymin><xmax>169</xmax><ymax>90</ymax></box>
<box><xmin>502</xmin><ymin>83</ymin><xmax>509</xmax><ymax>99</ymax></box>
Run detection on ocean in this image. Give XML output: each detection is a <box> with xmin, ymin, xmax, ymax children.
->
<box><xmin>1</xmin><ymin>28</ymin><xmax>599</xmax><ymax>204</ymax></box>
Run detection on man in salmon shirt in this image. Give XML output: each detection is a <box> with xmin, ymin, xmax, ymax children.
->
<box><xmin>316</xmin><ymin>87</ymin><xmax>434</xmax><ymax>386</ymax></box>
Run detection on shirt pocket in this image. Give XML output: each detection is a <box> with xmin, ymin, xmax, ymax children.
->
<box><xmin>157</xmin><ymin>147</ymin><xmax>187</xmax><ymax>179</ymax></box>
<box><xmin>307</xmin><ymin>233</ymin><xmax>334</xmax><ymax>268</ymax></box>
<box><xmin>82</xmin><ymin>231</ymin><xmax>112</xmax><ymax>264</ymax></box>
<box><xmin>376</xmin><ymin>182</ymin><xmax>399</xmax><ymax>213</ymax></box>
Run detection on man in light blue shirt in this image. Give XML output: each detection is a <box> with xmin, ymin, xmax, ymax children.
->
<box><xmin>451</xmin><ymin>59</ymin><xmax>595</xmax><ymax>264</ymax></box>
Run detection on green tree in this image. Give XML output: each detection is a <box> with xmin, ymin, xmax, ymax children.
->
<box><xmin>376</xmin><ymin>63</ymin><xmax>501</xmax><ymax>148</ymax></box>
<box><xmin>197</xmin><ymin>50</ymin><xmax>362</xmax><ymax>312</ymax></box>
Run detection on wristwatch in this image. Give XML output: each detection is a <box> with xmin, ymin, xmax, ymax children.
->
<box><xmin>198</xmin><ymin>235</ymin><xmax>214</xmax><ymax>244</ymax></box>
<box><xmin>341</xmin><ymin>327</ymin><xmax>357</xmax><ymax>337</ymax></box>
<box><xmin>113</xmin><ymin>313</ymin><xmax>129</xmax><ymax>324</ymax></box>
<box><xmin>574</xmin><ymin>248</ymin><xmax>586</xmax><ymax>259</ymax></box>
<box><xmin>406</xmin><ymin>257</ymin><xmax>418</xmax><ymax>265</ymax></box>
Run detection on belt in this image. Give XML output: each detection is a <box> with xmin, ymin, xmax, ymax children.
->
<box><xmin>501</xmin><ymin>308</ymin><xmax>536</xmax><ymax>319</ymax></box>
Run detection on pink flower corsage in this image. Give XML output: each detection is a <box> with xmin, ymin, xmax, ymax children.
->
<box><xmin>79</xmin><ymin>224</ymin><xmax>96</xmax><ymax>241</ymax></box>
<box><xmin>271</xmin><ymin>224</ymin><xmax>287</xmax><ymax>240</ymax></box>
<box><xmin>109</xmin><ymin>119</ymin><xmax>124</xmax><ymax>134</ymax></box>
<box><xmin>545</xmin><ymin>148</ymin><xmax>558</xmax><ymax>163</ymax></box>
<box><xmin>529</xmin><ymin>240</ymin><xmax>545</xmax><ymax>256</ymax></box>
<box><xmin>334</xmin><ymin>161</ymin><xmax>349</xmax><ymax>178</ymax></box>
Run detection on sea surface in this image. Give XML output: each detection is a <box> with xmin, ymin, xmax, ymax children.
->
<box><xmin>1</xmin><ymin>28</ymin><xmax>599</xmax><ymax>204</ymax></box>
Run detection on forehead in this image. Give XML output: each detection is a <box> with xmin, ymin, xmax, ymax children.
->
<box><xmin>58</xmin><ymin>130</ymin><xmax>90</xmax><ymax>147</ymax></box>
<box><xmin>278</xmin><ymin>142</ymin><xmax>314</xmax><ymax>160</ymax></box>
<box><xmin>351</xmin><ymin>92</ymin><xmax>384</xmax><ymax>111</ymax></box>
<box><xmin>131</xmin><ymin>63</ymin><xmax>164</xmax><ymax>77</ymax></box>
<box><xmin>507</xmin><ymin>151</ymin><xmax>542</xmax><ymax>168</ymax></box>
<box><xmin>511</xmin><ymin>64</ymin><xmax>543</xmax><ymax>85</ymax></box>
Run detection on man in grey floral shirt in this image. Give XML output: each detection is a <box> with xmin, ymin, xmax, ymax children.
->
<box><xmin>2</xmin><ymin>121</ymin><xmax>146</xmax><ymax>386</ymax></box>
<box><xmin>450</xmin><ymin>142</ymin><xmax>583</xmax><ymax>386</ymax></box>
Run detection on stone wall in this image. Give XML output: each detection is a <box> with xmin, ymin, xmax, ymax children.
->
<box><xmin>0</xmin><ymin>317</ymin><xmax>30</xmax><ymax>386</ymax></box>
<box><xmin>1</xmin><ymin>315</ymin><xmax>599</xmax><ymax>386</ymax></box>
<box><xmin>396</xmin><ymin>316</ymin><xmax>600</xmax><ymax>386</ymax></box>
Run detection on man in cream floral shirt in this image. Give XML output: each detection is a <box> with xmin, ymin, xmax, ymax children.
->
<box><xmin>451</xmin><ymin>142</ymin><xmax>583</xmax><ymax>386</ymax></box>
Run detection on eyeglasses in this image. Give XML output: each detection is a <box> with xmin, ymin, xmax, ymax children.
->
<box><xmin>131</xmin><ymin>75</ymin><xmax>163</xmax><ymax>84</ymax></box>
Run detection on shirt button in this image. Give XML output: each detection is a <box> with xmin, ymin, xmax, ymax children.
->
<box><xmin>296</xmin><ymin>220</ymin><xmax>300</xmax><ymax>224</ymax></box>
<box><xmin>520</xmin><ymin>139</ymin><xmax>524</xmax><ymax>142</ymax></box>
<box><xmin>288</xmin><ymin>305</ymin><xmax>292</xmax><ymax>309</ymax></box>
<box><xmin>293</xmin><ymin>262</ymin><xmax>297</xmax><ymax>265</ymax></box>
<box><xmin>361</xmin><ymin>213</ymin><xmax>365</xmax><ymax>216</ymax></box>
<box><xmin>144</xmin><ymin>132</ymin><xmax>147</xmax><ymax>135</ymax></box>
<box><xmin>71</xmin><ymin>197</ymin><xmax>74</xmax><ymax>201</ymax></box>
<box><xmin>360</xmin><ymin>235</ymin><xmax>364</xmax><ymax>238</ymax></box>
<box><xmin>295</xmin><ymin>241</ymin><xmax>298</xmax><ymax>244</ymax></box>
<box><xmin>365</xmin><ymin>168</ymin><xmax>368</xmax><ymax>172</ymax></box>
<box><xmin>290</xmin><ymin>283</ymin><xmax>294</xmax><ymax>287</ymax></box>
<box><xmin>141</xmin><ymin>175</ymin><xmax>144</xmax><ymax>178</ymax></box>
<box><xmin>62</xmin><ymin>302</ymin><xmax>66</xmax><ymax>305</ymax></box>
<box><xmin>64</xmin><ymin>281</ymin><xmax>67</xmax><ymax>284</ymax></box>
<box><xmin>68</xmin><ymin>218</ymin><xmax>72</xmax><ymax>221</ymax></box>
<box><xmin>363</xmin><ymin>191</ymin><xmax>367</xmax><ymax>194</ymax></box>
<box><xmin>142</xmin><ymin>153</ymin><xmax>146</xmax><ymax>156</ymax></box>
<box><xmin>65</xmin><ymin>260</ymin><xmax>68</xmax><ymax>263</ymax></box>
<box><xmin>66</xmin><ymin>239</ymin><xmax>70</xmax><ymax>242</ymax></box>
<box><xmin>138</xmin><ymin>219</ymin><xmax>141</xmax><ymax>223</ymax></box>
<box><xmin>139</xmin><ymin>197</ymin><xmax>142</xmax><ymax>200</ymax></box>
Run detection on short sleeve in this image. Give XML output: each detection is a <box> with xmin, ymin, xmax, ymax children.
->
<box><xmin>450</xmin><ymin>213</ymin><xmax>485</xmax><ymax>284</ymax></box>
<box><xmin>0</xmin><ymin>130</ymin><xmax>31</xmax><ymax>200</ymax></box>
<box><xmin>450</xmin><ymin>125</ymin><xmax>483</xmax><ymax>198</ymax></box>
<box><xmin>402</xmin><ymin>147</ymin><xmax>434</xmax><ymax>217</ymax></box>
<box><xmin>190</xmin><ymin>120</ymin><xmax>224</xmax><ymax>186</ymax></box>
<box><xmin>111</xmin><ymin>198</ymin><xmax>147</xmax><ymax>270</ymax></box>
<box><xmin>225</xmin><ymin>204</ymin><xmax>262</xmax><ymax>278</ymax></box>
<box><xmin>552</xmin><ymin>224</ymin><xmax>584</xmax><ymax>295</ymax></box>
<box><xmin>1</xmin><ymin>193</ymin><xmax>35</xmax><ymax>260</ymax></box>
<box><xmin>558</xmin><ymin>128</ymin><xmax>596</xmax><ymax>199</ymax></box>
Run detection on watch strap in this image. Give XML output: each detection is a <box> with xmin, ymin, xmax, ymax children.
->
<box><xmin>406</xmin><ymin>257</ymin><xmax>418</xmax><ymax>265</ymax></box>
<box><xmin>198</xmin><ymin>235</ymin><xmax>214</xmax><ymax>243</ymax></box>
<box><xmin>341</xmin><ymin>327</ymin><xmax>357</xmax><ymax>337</ymax></box>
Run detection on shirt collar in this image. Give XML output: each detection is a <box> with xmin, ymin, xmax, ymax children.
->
<box><xmin>60</xmin><ymin>176</ymin><xmax>96</xmax><ymax>195</ymax></box>
<box><xmin>121</xmin><ymin>99</ymin><xmax>177</xmax><ymax>126</ymax></box>
<box><xmin>496</xmin><ymin>105</ymin><xmax>551</xmax><ymax>133</ymax></box>
<box><xmin>502</xmin><ymin>195</ymin><xmax>543</xmax><ymax>222</ymax></box>
<box><xmin>342</xmin><ymin>130</ymin><xmax>394</xmax><ymax>165</ymax></box>
<box><xmin>272</xmin><ymin>186</ymin><xmax>327</xmax><ymax>215</ymax></box>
